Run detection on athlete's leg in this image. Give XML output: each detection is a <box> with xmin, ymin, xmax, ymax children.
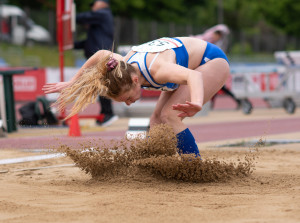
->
<box><xmin>150</xmin><ymin>91</ymin><xmax>173</xmax><ymax>127</ymax></box>
<box><xmin>159</xmin><ymin>86</ymin><xmax>189</xmax><ymax>133</ymax></box>
<box><xmin>150</xmin><ymin>89</ymin><xmax>199</xmax><ymax>156</ymax></box>
<box><xmin>159</xmin><ymin>58</ymin><xmax>230</xmax><ymax>131</ymax></box>
<box><xmin>158</xmin><ymin>85</ymin><xmax>200</xmax><ymax>155</ymax></box>
<box><xmin>159</xmin><ymin>58</ymin><xmax>230</xmax><ymax>156</ymax></box>
<box><xmin>195</xmin><ymin>58</ymin><xmax>230</xmax><ymax>104</ymax></box>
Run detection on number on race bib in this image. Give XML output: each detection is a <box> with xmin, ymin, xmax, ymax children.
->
<box><xmin>132</xmin><ymin>38</ymin><xmax>182</xmax><ymax>53</ymax></box>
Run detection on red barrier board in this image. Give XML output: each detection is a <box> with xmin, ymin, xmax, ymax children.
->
<box><xmin>13</xmin><ymin>69</ymin><xmax>46</xmax><ymax>101</ymax></box>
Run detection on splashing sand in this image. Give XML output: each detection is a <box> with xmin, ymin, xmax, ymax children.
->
<box><xmin>57</xmin><ymin>124</ymin><xmax>256</xmax><ymax>182</ymax></box>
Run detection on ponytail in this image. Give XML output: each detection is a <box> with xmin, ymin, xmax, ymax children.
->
<box><xmin>54</xmin><ymin>52</ymin><xmax>135</xmax><ymax>120</ymax></box>
<box><xmin>55</xmin><ymin>54</ymin><xmax>111</xmax><ymax>120</ymax></box>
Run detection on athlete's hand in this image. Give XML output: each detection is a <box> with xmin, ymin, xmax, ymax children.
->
<box><xmin>42</xmin><ymin>82</ymin><xmax>71</xmax><ymax>94</ymax></box>
<box><xmin>172</xmin><ymin>101</ymin><xmax>202</xmax><ymax>118</ymax></box>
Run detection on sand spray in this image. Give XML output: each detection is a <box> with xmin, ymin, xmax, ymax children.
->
<box><xmin>56</xmin><ymin>124</ymin><xmax>259</xmax><ymax>183</ymax></box>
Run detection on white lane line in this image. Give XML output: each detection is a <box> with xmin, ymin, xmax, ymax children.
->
<box><xmin>13</xmin><ymin>163</ymin><xmax>75</xmax><ymax>172</ymax></box>
<box><xmin>0</xmin><ymin>153</ymin><xmax>65</xmax><ymax>165</ymax></box>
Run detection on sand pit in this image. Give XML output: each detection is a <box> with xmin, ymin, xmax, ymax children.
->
<box><xmin>56</xmin><ymin>124</ymin><xmax>255</xmax><ymax>183</ymax></box>
<box><xmin>1</xmin><ymin>124</ymin><xmax>300</xmax><ymax>223</ymax></box>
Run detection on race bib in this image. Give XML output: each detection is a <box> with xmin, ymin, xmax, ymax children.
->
<box><xmin>132</xmin><ymin>37</ymin><xmax>183</xmax><ymax>53</ymax></box>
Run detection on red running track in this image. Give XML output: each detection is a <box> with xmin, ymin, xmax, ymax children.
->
<box><xmin>189</xmin><ymin>117</ymin><xmax>300</xmax><ymax>142</ymax></box>
<box><xmin>1</xmin><ymin>117</ymin><xmax>300</xmax><ymax>150</ymax></box>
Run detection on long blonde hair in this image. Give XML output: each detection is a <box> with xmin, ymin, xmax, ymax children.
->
<box><xmin>55</xmin><ymin>53</ymin><xmax>136</xmax><ymax>120</ymax></box>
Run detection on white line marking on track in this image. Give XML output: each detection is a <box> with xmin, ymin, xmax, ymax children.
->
<box><xmin>0</xmin><ymin>153</ymin><xmax>65</xmax><ymax>165</ymax></box>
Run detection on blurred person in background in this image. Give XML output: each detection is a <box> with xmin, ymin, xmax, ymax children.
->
<box><xmin>192</xmin><ymin>24</ymin><xmax>230</xmax><ymax>52</ymax></box>
<box><xmin>43</xmin><ymin>36</ymin><xmax>230</xmax><ymax>158</ymax></box>
<box><xmin>74</xmin><ymin>0</ymin><xmax>118</xmax><ymax>126</ymax></box>
<box><xmin>192</xmin><ymin>24</ymin><xmax>241</xmax><ymax>109</ymax></box>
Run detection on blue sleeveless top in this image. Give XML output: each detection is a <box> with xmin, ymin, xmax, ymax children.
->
<box><xmin>127</xmin><ymin>38</ymin><xmax>189</xmax><ymax>91</ymax></box>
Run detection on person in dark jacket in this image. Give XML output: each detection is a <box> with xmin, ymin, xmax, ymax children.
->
<box><xmin>75</xmin><ymin>0</ymin><xmax>118</xmax><ymax>126</ymax></box>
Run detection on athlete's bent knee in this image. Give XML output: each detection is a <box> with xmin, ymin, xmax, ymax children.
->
<box><xmin>160</xmin><ymin>110</ymin><xmax>180</xmax><ymax>125</ymax></box>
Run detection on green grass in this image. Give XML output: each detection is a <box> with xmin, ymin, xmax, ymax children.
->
<box><xmin>0</xmin><ymin>42</ymin><xmax>83</xmax><ymax>67</ymax></box>
<box><xmin>228</xmin><ymin>53</ymin><xmax>276</xmax><ymax>63</ymax></box>
<box><xmin>0</xmin><ymin>42</ymin><xmax>277</xmax><ymax>68</ymax></box>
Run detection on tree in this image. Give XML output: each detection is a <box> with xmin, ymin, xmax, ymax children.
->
<box><xmin>6</xmin><ymin>0</ymin><xmax>300</xmax><ymax>37</ymax></box>
<box><xmin>8</xmin><ymin>0</ymin><xmax>55</xmax><ymax>10</ymax></box>
<box><xmin>259</xmin><ymin>0</ymin><xmax>300</xmax><ymax>36</ymax></box>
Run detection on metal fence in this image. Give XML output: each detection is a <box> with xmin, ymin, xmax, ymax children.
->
<box><xmin>1</xmin><ymin>7</ymin><xmax>300</xmax><ymax>55</ymax></box>
<box><xmin>62</xmin><ymin>15</ymin><xmax>300</xmax><ymax>54</ymax></box>
<box><xmin>114</xmin><ymin>18</ymin><xmax>300</xmax><ymax>53</ymax></box>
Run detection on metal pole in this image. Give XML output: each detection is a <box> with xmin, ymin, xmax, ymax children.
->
<box><xmin>0</xmin><ymin>0</ymin><xmax>3</xmax><ymax>39</ymax></box>
<box><xmin>3</xmin><ymin>75</ymin><xmax>16</xmax><ymax>132</ymax></box>
<box><xmin>56</xmin><ymin>0</ymin><xmax>66</xmax><ymax>119</ymax></box>
<box><xmin>218</xmin><ymin>0</ymin><xmax>224</xmax><ymax>24</ymax></box>
<box><xmin>56</xmin><ymin>0</ymin><xmax>64</xmax><ymax>83</ymax></box>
